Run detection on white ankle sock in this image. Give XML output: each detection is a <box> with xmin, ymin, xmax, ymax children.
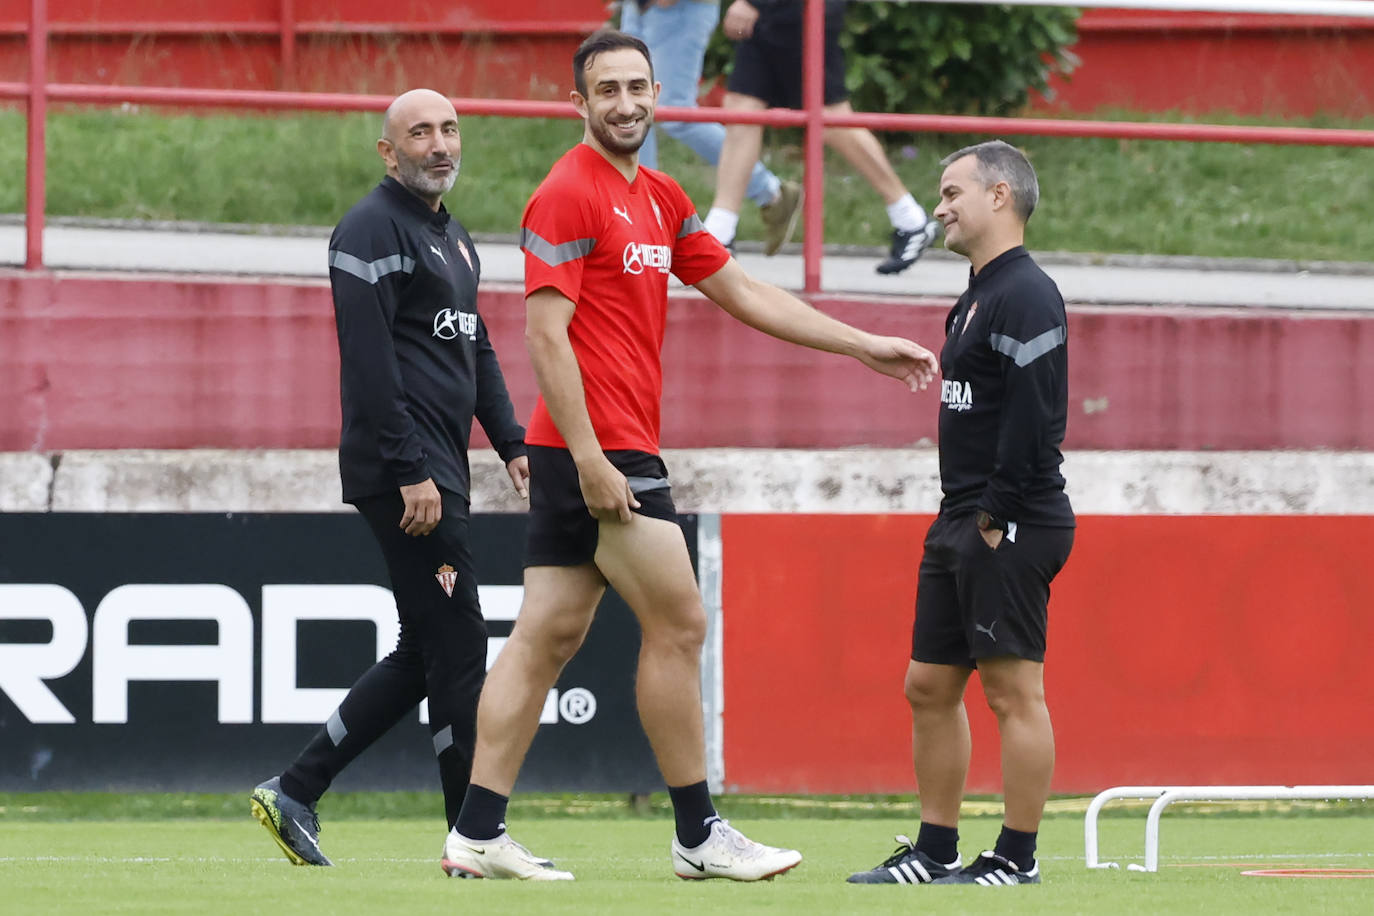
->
<box><xmin>704</xmin><ymin>208</ymin><xmax>740</xmax><ymax>245</ymax></box>
<box><xmin>886</xmin><ymin>194</ymin><xmax>927</xmax><ymax>233</ymax></box>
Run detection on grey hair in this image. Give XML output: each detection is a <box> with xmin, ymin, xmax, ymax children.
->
<box><xmin>940</xmin><ymin>140</ymin><xmax>1039</xmax><ymax>222</ymax></box>
<box><xmin>380</xmin><ymin>101</ymin><xmax>396</xmax><ymax>143</ymax></box>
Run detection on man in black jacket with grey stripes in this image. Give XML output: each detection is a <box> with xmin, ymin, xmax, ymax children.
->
<box><xmin>850</xmin><ymin>141</ymin><xmax>1074</xmax><ymax>888</ymax></box>
<box><xmin>250</xmin><ymin>88</ymin><xmax>528</xmax><ymax>867</ymax></box>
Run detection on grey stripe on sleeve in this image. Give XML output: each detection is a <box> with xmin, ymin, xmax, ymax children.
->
<box><xmin>326</xmin><ymin>709</ymin><xmax>347</xmax><ymax>746</ymax></box>
<box><xmin>989</xmin><ymin>326</ymin><xmax>1067</xmax><ymax>368</ymax></box>
<box><xmin>328</xmin><ymin>250</ymin><xmax>415</xmax><ymax>284</ymax></box>
<box><xmin>677</xmin><ymin>214</ymin><xmax>706</xmax><ymax>239</ymax></box>
<box><xmin>432</xmin><ymin>724</ymin><xmax>454</xmax><ymax>756</ymax></box>
<box><xmin>521</xmin><ymin>228</ymin><xmax>595</xmax><ymax>267</ymax></box>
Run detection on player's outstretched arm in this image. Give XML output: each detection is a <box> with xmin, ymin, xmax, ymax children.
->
<box><xmin>525</xmin><ymin>287</ymin><xmax>639</xmax><ymax>523</ymax></box>
<box><xmin>693</xmin><ymin>259</ymin><xmax>938</xmax><ymax>391</ymax></box>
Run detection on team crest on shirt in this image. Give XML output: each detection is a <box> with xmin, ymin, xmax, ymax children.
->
<box><xmin>454</xmin><ymin>237</ymin><xmax>473</xmax><ymax>270</ymax></box>
<box><xmin>649</xmin><ymin>196</ymin><xmax>664</xmax><ymax>230</ymax></box>
<box><xmin>962</xmin><ymin>301</ymin><xmax>979</xmax><ymax>333</ymax></box>
<box><xmin>435</xmin><ymin>563</ymin><xmax>457</xmax><ymax>597</ymax></box>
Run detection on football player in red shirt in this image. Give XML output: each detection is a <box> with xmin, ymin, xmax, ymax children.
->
<box><xmin>441</xmin><ymin>29</ymin><xmax>939</xmax><ymax>883</ymax></box>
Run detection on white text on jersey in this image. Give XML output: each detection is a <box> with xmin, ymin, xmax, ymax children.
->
<box><xmin>941</xmin><ymin>379</ymin><xmax>974</xmax><ymax>412</ymax></box>
<box><xmin>623</xmin><ymin>242</ymin><xmax>672</xmax><ymax>276</ymax></box>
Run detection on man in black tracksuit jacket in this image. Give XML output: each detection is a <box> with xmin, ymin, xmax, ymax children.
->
<box><xmin>849</xmin><ymin>141</ymin><xmax>1074</xmax><ymax>888</ymax></box>
<box><xmin>250</xmin><ymin>89</ymin><xmax>528</xmax><ymax>867</ymax></box>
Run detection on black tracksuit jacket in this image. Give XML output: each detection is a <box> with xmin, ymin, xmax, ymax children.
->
<box><xmin>937</xmin><ymin>246</ymin><xmax>1075</xmax><ymax>528</ymax></box>
<box><xmin>328</xmin><ymin>176</ymin><xmax>525</xmax><ymax>504</ymax></box>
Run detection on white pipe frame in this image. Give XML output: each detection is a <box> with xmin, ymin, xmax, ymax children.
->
<box><xmin>1085</xmin><ymin>784</ymin><xmax>1374</xmax><ymax>873</ymax></box>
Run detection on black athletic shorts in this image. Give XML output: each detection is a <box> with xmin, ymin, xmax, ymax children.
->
<box><xmin>525</xmin><ymin>445</ymin><xmax>679</xmax><ymax>567</ymax></box>
<box><xmin>911</xmin><ymin>510</ymin><xmax>1074</xmax><ymax>666</ymax></box>
<box><xmin>727</xmin><ymin>16</ymin><xmax>849</xmax><ymax>108</ymax></box>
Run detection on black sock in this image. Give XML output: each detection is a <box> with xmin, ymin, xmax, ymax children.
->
<box><xmin>277</xmin><ymin>771</ymin><xmax>317</xmax><ymax>806</ymax></box>
<box><xmin>993</xmin><ymin>825</ymin><xmax>1037</xmax><ymax>870</ymax></box>
<box><xmin>454</xmin><ymin>784</ymin><xmax>509</xmax><ymax>841</ymax></box>
<box><xmin>667</xmin><ymin>781</ymin><xmax>718</xmax><ymax>848</ymax></box>
<box><xmin>914</xmin><ymin>821</ymin><xmax>960</xmax><ymax>864</ymax></box>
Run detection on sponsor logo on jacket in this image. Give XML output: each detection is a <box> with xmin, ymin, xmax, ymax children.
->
<box><xmin>941</xmin><ymin>379</ymin><xmax>973</xmax><ymax>412</ymax></box>
<box><xmin>434</xmin><ymin>308</ymin><xmax>477</xmax><ymax>341</ymax></box>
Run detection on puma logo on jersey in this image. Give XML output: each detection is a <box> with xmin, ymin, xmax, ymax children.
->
<box><xmin>941</xmin><ymin>379</ymin><xmax>973</xmax><ymax>412</ymax></box>
<box><xmin>975</xmin><ymin>620</ymin><xmax>998</xmax><ymax>642</ymax></box>
<box><xmin>623</xmin><ymin>242</ymin><xmax>672</xmax><ymax>275</ymax></box>
<box><xmin>613</xmin><ymin>205</ymin><xmax>633</xmax><ymax>225</ymax></box>
<box><xmin>429</xmin><ymin>244</ymin><xmax>447</xmax><ymax>264</ymax></box>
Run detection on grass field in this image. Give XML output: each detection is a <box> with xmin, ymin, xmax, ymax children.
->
<box><xmin>2</xmin><ymin>107</ymin><xmax>1373</xmax><ymax>263</ymax></box>
<box><xmin>2</xmin><ymin>794</ymin><xmax>1370</xmax><ymax>915</ymax></box>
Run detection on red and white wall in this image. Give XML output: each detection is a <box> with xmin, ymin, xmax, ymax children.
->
<box><xmin>3</xmin><ymin>270</ymin><xmax>1372</xmax><ymax>794</ymax></box>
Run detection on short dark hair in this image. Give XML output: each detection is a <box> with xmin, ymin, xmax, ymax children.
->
<box><xmin>572</xmin><ymin>28</ymin><xmax>653</xmax><ymax>97</ymax></box>
<box><xmin>941</xmin><ymin>140</ymin><xmax>1040</xmax><ymax>223</ymax></box>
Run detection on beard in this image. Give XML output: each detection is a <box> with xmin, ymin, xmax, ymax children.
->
<box><xmin>395</xmin><ymin>149</ymin><xmax>459</xmax><ymax>198</ymax></box>
<box><xmin>589</xmin><ymin>109</ymin><xmax>651</xmax><ymax>156</ymax></box>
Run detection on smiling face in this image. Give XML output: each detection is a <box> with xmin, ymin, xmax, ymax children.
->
<box><xmin>573</xmin><ymin>46</ymin><xmax>658</xmax><ymax>160</ymax></box>
<box><xmin>378</xmin><ymin>89</ymin><xmax>461</xmax><ymax>208</ymax></box>
<box><xmin>933</xmin><ymin>154</ymin><xmax>996</xmax><ymax>259</ymax></box>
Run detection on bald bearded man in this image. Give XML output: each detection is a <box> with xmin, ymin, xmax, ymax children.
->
<box><xmin>249</xmin><ymin>89</ymin><xmax>529</xmax><ymax>867</ymax></box>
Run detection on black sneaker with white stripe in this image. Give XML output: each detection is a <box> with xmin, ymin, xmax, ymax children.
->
<box><xmin>846</xmin><ymin>834</ymin><xmax>961</xmax><ymax>884</ymax></box>
<box><xmin>932</xmin><ymin>850</ymin><xmax>1040</xmax><ymax>885</ymax></box>
<box><xmin>875</xmin><ymin>220</ymin><xmax>940</xmax><ymax>275</ymax></box>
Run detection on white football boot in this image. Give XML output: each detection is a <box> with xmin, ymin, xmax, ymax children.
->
<box><xmin>671</xmin><ymin>819</ymin><xmax>802</xmax><ymax>881</ymax></box>
<box><xmin>441</xmin><ymin>829</ymin><xmax>575</xmax><ymax>880</ymax></box>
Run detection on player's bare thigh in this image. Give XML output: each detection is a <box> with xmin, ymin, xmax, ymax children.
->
<box><xmin>594</xmin><ymin>514</ymin><xmax>705</xmax><ymax>634</ymax></box>
<box><xmin>506</xmin><ymin>562</ymin><xmax>606</xmax><ymax>661</ymax></box>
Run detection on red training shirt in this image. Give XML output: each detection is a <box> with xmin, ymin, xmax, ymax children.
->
<box><xmin>521</xmin><ymin>143</ymin><xmax>731</xmax><ymax>454</ymax></box>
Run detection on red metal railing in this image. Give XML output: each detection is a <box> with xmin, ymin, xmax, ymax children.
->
<box><xmin>12</xmin><ymin>0</ymin><xmax>1374</xmax><ymax>291</ymax></box>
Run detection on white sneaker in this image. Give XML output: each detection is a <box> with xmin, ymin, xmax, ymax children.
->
<box><xmin>671</xmin><ymin>819</ymin><xmax>802</xmax><ymax>881</ymax></box>
<box><xmin>440</xmin><ymin>829</ymin><xmax>575</xmax><ymax>880</ymax></box>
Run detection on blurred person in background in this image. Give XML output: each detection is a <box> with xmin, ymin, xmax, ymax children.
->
<box><xmin>848</xmin><ymin>140</ymin><xmax>1074</xmax><ymax>888</ymax></box>
<box><xmin>709</xmin><ymin>0</ymin><xmax>940</xmax><ymax>274</ymax></box>
<box><xmin>439</xmin><ymin>29</ymin><xmax>939</xmax><ymax>882</ymax></box>
<box><xmin>619</xmin><ymin>0</ymin><xmax>803</xmax><ymax>254</ymax></box>
<box><xmin>249</xmin><ymin>88</ymin><xmax>529</xmax><ymax>867</ymax></box>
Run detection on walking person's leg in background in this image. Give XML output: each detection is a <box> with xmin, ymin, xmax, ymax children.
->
<box><xmin>630</xmin><ymin>0</ymin><xmax>801</xmax><ymax>254</ymax></box>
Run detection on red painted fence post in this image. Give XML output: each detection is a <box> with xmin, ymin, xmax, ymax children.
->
<box><xmin>279</xmin><ymin>0</ymin><xmax>296</xmax><ymax>91</ymax></box>
<box><xmin>801</xmin><ymin>0</ymin><xmax>824</xmax><ymax>294</ymax></box>
<box><xmin>25</xmin><ymin>0</ymin><xmax>47</xmax><ymax>271</ymax></box>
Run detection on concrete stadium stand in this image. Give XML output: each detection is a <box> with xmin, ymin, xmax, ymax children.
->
<box><xmin>0</xmin><ymin>452</ymin><xmax>51</xmax><ymax>510</ymax></box>
<box><xmin>21</xmin><ymin>448</ymin><xmax>1374</xmax><ymax>514</ymax></box>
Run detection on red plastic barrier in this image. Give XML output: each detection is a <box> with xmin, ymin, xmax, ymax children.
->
<box><xmin>720</xmin><ymin>514</ymin><xmax>1374</xmax><ymax>794</ymax></box>
<box><xmin>3</xmin><ymin>271</ymin><xmax>1374</xmax><ymax>451</ymax></box>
